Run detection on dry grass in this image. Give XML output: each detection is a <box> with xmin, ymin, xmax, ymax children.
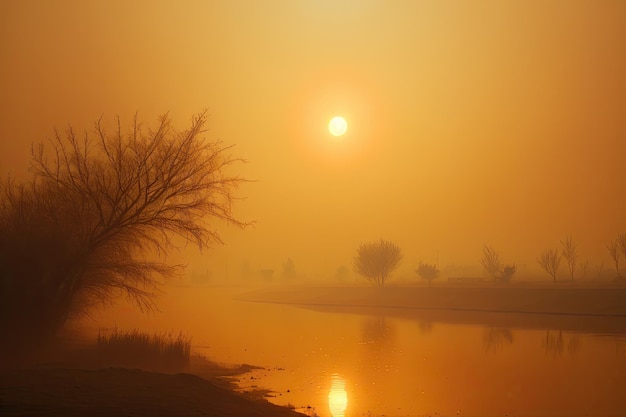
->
<box><xmin>96</xmin><ymin>328</ymin><xmax>191</xmax><ymax>373</ymax></box>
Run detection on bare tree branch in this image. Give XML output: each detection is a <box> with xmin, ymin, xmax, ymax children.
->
<box><xmin>538</xmin><ymin>249</ymin><xmax>561</xmax><ymax>282</ymax></box>
<box><xmin>608</xmin><ymin>237</ymin><xmax>622</xmax><ymax>280</ymax></box>
<box><xmin>480</xmin><ymin>244</ymin><xmax>501</xmax><ymax>281</ymax></box>
<box><xmin>560</xmin><ymin>235</ymin><xmax>578</xmax><ymax>281</ymax></box>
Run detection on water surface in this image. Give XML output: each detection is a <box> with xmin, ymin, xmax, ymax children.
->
<box><xmin>86</xmin><ymin>286</ymin><xmax>626</xmax><ymax>417</ymax></box>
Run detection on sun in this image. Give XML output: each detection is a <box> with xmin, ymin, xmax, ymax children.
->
<box><xmin>328</xmin><ymin>116</ymin><xmax>348</xmax><ymax>136</ymax></box>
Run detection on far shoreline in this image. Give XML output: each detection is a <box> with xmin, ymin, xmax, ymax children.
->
<box><xmin>238</xmin><ymin>283</ymin><xmax>626</xmax><ymax>334</ymax></box>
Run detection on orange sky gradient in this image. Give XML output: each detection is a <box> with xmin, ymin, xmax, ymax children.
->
<box><xmin>1</xmin><ymin>0</ymin><xmax>625</xmax><ymax>280</ymax></box>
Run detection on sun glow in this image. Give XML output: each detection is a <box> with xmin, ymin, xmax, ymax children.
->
<box><xmin>328</xmin><ymin>116</ymin><xmax>348</xmax><ymax>136</ymax></box>
<box><xmin>328</xmin><ymin>373</ymin><xmax>348</xmax><ymax>417</ymax></box>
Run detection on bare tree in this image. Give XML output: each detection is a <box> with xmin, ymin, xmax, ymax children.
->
<box><xmin>608</xmin><ymin>239</ymin><xmax>621</xmax><ymax>280</ymax></box>
<box><xmin>0</xmin><ymin>111</ymin><xmax>247</xmax><ymax>351</ymax></box>
<box><xmin>480</xmin><ymin>244</ymin><xmax>501</xmax><ymax>281</ymax></box>
<box><xmin>538</xmin><ymin>249</ymin><xmax>561</xmax><ymax>282</ymax></box>
<box><xmin>416</xmin><ymin>262</ymin><xmax>439</xmax><ymax>287</ymax></box>
<box><xmin>560</xmin><ymin>235</ymin><xmax>578</xmax><ymax>281</ymax></box>
<box><xmin>617</xmin><ymin>233</ymin><xmax>626</xmax><ymax>280</ymax></box>
<box><xmin>579</xmin><ymin>260</ymin><xmax>590</xmax><ymax>280</ymax></box>
<box><xmin>353</xmin><ymin>239</ymin><xmax>403</xmax><ymax>287</ymax></box>
<box><xmin>618</xmin><ymin>233</ymin><xmax>626</xmax><ymax>251</ymax></box>
<box><xmin>282</xmin><ymin>258</ymin><xmax>296</xmax><ymax>280</ymax></box>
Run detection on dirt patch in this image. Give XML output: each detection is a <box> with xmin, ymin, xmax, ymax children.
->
<box><xmin>0</xmin><ymin>367</ymin><xmax>305</xmax><ymax>417</ymax></box>
<box><xmin>0</xmin><ymin>332</ymin><xmax>305</xmax><ymax>417</ymax></box>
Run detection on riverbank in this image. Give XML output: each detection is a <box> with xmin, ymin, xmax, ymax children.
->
<box><xmin>239</xmin><ymin>284</ymin><xmax>626</xmax><ymax>333</ymax></box>
<box><xmin>0</xmin><ymin>366</ymin><xmax>306</xmax><ymax>417</ymax></box>
<box><xmin>0</xmin><ymin>338</ymin><xmax>306</xmax><ymax>417</ymax></box>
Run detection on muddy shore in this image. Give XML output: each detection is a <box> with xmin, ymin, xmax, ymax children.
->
<box><xmin>0</xmin><ymin>335</ymin><xmax>306</xmax><ymax>417</ymax></box>
<box><xmin>0</xmin><ymin>366</ymin><xmax>306</xmax><ymax>417</ymax></box>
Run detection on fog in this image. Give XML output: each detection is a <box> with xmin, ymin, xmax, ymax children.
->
<box><xmin>2</xmin><ymin>1</ymin><xmax>625</xmax><ymax>280</ymax></box>
<box><xmin>2</xmin><ymin>3</ymin><xmax>626</xmax><ymax>415</ymax></box>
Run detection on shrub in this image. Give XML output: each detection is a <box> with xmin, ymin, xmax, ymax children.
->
<box><xmin>499</xmin><ymin>264</ymin><xmax>516</xmax><ymax>283</ymax></box>
<box><xmin>416</xmin><ymin>262</ymin><xmax>439</xmax><ymax>287</ymax></box>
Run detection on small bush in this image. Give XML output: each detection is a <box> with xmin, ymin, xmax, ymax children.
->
<box><xmin>499</xmin><ymin>264</ymin><xmax>516</xmax><ymax>283</ymax></box>
<box><xmin>96</xmin><ymin>328</ymin><xmax>191</xmax><ymax>373</ymax></box>
<box><xmin>416</xmin><ymin>262</ymin><xmax>439</xmax><ymax>287</ymax></box>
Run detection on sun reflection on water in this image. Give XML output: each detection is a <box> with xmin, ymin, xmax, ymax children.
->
<box><xmin>328</xmin><ymin>373</ymin><xmax>348</xmax><ymax>417</ymax></box>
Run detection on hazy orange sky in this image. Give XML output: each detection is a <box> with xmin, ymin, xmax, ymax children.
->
<box><xmin>1</xmin><ymin>1</ymin><xmax>625</xmax><ymax>279</ymax></box>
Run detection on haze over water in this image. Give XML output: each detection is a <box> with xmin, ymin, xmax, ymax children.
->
<box><xmin>86</xmin><ymin>286</ymin><xmax>626</xmax><ymax>417</ymax></box>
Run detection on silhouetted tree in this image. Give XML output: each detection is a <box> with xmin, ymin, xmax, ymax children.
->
<box><xmin>480</xmin><ymin>244</ymin><xmax>501</xmax><ymax>281</ymax></box>
<box><xmin>416</xmin><ymin>262</ymin><xmax>439</xmax><ymax>287</ymax></box>
<box><xmin>560</xmin><ymin>235</ymin><xmax>578</xmax><ymax>281</ymax></box>
<box><xmin>353</xmin><ymin>239</ymin><xmax>402</xmax><ymax>287</ymax></box>
<box><xmin>579</xmin><ymin>260</ymin><xmax>590</xmax><ymax>280</ymax></box>
<box><xmin>500</xmin><ymin>264</ymin><xmax>516</xmax><ymax>283</ymax></box>
<box><xmin>618</xmin><ymin>233</ymin><xmax>626</xmax><ymax>251</ymax></box>
<box><xmin>608</xmin><ymin>238</ymin><xmax>622</xmax><ymax>280</ymax></box>
<box><xmin>0</xmin><ymin>111</ymin><xmax>247</xmax><ymax>353</ymax></box>
<box><xmin>282</xmin><ymin>258</ymin><xmax>296</xmax><ymax>280</ymax></box>
<box><xmin>617</xmin><ymin>233</ymin><xmax>626</xmax><ymax>280</ymax></box>
<box><xmin>538</xmin><ymin>249</ymin><xmax>561</xmax><ymax>281</ymax></box>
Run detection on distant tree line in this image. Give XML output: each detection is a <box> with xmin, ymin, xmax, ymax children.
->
<box><xmin>351</xmin><ymin>232</ymin><xmax>626</xmax><ymax>288</ymax></box>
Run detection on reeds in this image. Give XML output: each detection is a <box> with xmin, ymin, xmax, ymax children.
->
<box><xmin>97</xmin><ymin>328</ymin><xmax>191</xmax><ymax>373</ymax></box>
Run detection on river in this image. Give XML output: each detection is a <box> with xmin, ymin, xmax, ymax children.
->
<box><xmin>85</xmin><ymin>286</ymin><xmax>626</xmax><ymax>417</ymax></box>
